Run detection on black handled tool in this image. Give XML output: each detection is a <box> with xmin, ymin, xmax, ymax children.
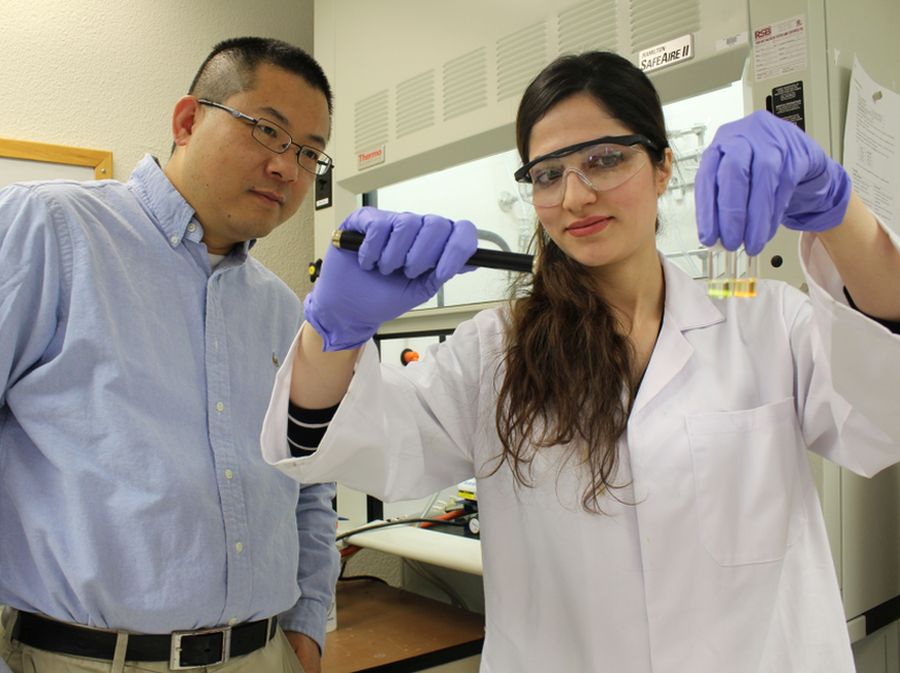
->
<box><xmin>331</xmin><ymin>230</ymin><xmax>535</xmax><ymax>274</ymax></box>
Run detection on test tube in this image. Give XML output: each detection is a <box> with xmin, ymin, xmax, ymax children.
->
<box><xmin>733</xmin><ymin>254</ymin><xmax>758</xmax><ymax>298</ymax></box>
<box><xmin>706</xmin><ymin>246</ymin><xmax>758</xmax><ymax>299</ymax></box>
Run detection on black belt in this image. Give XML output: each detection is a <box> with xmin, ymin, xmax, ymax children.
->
<box><xmin>12</xmin><ymin>611</ymin><xmax>278</xmax><ymax>669</ymax></box>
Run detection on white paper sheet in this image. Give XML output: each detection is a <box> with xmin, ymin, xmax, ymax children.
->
<box><xmin>842</xmin><ymin>57</ymin><xmax>900</xmax><ymax>233</ymax></box>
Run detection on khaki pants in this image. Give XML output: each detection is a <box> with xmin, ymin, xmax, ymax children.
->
<box><xmin>0</xmin><ymin>609</ymin><xmax>305</xmax><ymax>673</ymax></box>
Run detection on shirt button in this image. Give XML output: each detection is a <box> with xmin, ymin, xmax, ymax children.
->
<box><xmin>187</xmin><ymin>223</ymin><xmax>197</xmax><ymax>233</ymax></box>
<box><xmin>216</xmin><ymin>402</ymin><xmax>225</xmax><ymax>412</ymax></box>
<box><xmin>224</xmin><ymin>469</ymin><xmax>233</xmax><ymax>480</ymax></box>
<box><xmin>235</xmin><ymin>542</ymin><xmax>244</xmax><ymax>554</ymax></box>
<box><xmin>169</xmin><ymin>234</ymin><xmax>179</xmax><ymax>246</ymax></box>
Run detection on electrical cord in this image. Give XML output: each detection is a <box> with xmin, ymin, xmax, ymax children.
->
<box><xmin>335</xmin><ymin>517</ymin><xmax>468</xmax><ymax>543</ymax></box>
<box><xmin>337</xmin><ymin>509</ymin><xmax>470</xmax><ymax>560</ymax></box>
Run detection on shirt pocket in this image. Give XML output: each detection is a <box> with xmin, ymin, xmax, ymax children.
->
<box><xmin>686</xmin><ymin>397</ymin><xmax>807</xmax><ymax>566</ymax></box>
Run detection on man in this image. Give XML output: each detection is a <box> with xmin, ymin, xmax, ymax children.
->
<box><xmin>0</xmin><ymin>37</ymin><xmax>338</xmax><ymax>673</ymax></box>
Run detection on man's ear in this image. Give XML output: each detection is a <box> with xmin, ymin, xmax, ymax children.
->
<box><xmin>171</xmin><ymin>96</ymin><xmax>202</xmax><ymax>148</ymax></box>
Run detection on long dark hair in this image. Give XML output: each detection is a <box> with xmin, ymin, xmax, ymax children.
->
<box><xmin>494</xmin><ymin>51</ymin><xmax>669</xmax><ymax>512</ymax></box>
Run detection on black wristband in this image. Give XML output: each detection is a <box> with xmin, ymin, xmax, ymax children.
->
<box><xmin>287</xmin><ymin>401</ymin><xmax>339</xmax><ymax>457</ymax></box>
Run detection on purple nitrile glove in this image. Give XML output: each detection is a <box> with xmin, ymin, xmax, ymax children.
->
<box><xmin>304</xmin><ymin>207</ymin><xmax>478</xmax><ymax>351</ymax></box>
<box><xmin>695</xmin><ymin>110</ymin><xmax>852</xmax><ymax>255</ymax></box>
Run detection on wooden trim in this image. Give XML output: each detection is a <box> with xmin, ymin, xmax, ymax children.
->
<box><xmin>0</xmin><ymin>137</ymin><xmax>113</xmax><ymax>179</ymax></box>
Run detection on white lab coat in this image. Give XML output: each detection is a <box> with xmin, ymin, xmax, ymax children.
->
<box><xmin>262</xmin><ymin>230</ymin><xmax>900</xmax><ymax>673</ymax></box>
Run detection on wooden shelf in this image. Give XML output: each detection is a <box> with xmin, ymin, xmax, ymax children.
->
<box><xmin>323</xmin><ymin>580</ymin><xmax>485</xmax><ymax>673</ymax></box>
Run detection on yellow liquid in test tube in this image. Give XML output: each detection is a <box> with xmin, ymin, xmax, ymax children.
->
<box><xmin>733</xmin><ymin>277</ymin><xmax>757</xmax><ymax>298</ymax></box>
<box><xmin>706</xmin><ymin>248</ymin><xmax>758</xmax><ymax>299</ymax></box>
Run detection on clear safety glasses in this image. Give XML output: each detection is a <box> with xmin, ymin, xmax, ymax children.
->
<box><xmin>197</xmin><ymin>99</ymin><xmax>333</xmax><ymax>176</ymax></box>
<box><xmin>514</xmin><ymin>134</ymin><xmax>659</xmax><ymax>208</ymax></box>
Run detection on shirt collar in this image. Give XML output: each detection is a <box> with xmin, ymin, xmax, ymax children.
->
<box><xmin>126</xmin><ymin>155</ymin><xmax>254</xmax><ymax>259</ymax></box>
<box><xmin>127</xmin><ymin>155</ymin><xmax>200</xmax><ymax>250</ymax></box>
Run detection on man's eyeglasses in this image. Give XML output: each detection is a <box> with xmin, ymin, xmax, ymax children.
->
<box><xmin>514</xmin><ymin>135</ymin><xmax>658</xmax><ymax>207</ymax></box>
<box><xmin>198</xmin><ymin>99</ymin><xmax>333</xmax><ymax>176</ymax></box>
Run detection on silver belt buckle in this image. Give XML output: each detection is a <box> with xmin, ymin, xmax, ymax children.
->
<box><xmin>169</xmin><ymin>625</ymin><xmax>231</xmax><ymax>670</ymax></box>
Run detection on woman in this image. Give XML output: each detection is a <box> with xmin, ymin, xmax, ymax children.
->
<box><xmin>262</xmin><ymin>52</ymin><xmax>900</xmax><ymax>672</ymax></box>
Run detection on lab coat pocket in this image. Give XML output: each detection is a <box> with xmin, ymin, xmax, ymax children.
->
<box><xmin>687</xmin><ymin>397</ymin><xmax>806</xmax><ymax>566</ymax></box>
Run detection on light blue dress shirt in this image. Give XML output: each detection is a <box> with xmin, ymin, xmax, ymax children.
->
<box><xmin>0</xmin><ymin>156</ymin><xmax>338</xmax><ymax>647</ymax></box>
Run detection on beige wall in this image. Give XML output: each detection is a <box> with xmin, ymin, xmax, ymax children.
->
<box><xmin>1</xmin><ymin>0</ymin><xmax>318</xmax><ymax>296</ymax></box>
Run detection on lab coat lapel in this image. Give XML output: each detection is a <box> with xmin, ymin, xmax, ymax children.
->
<box><xmin>631</xmin><ymin>257</ymin><xmax>724</xmax><ymax>416</ymax></box>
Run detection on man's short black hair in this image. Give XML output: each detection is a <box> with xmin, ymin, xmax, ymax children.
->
<box><xmin>189</xmin><ymin>37</ymin><xmax>333</xmax><ymax>120</ymax></box>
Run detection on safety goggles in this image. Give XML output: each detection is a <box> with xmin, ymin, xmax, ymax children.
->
<box><xmin>514</xmin><ymin>134</ymin><xmax>658</xmax><ymax>207</ymax></box>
